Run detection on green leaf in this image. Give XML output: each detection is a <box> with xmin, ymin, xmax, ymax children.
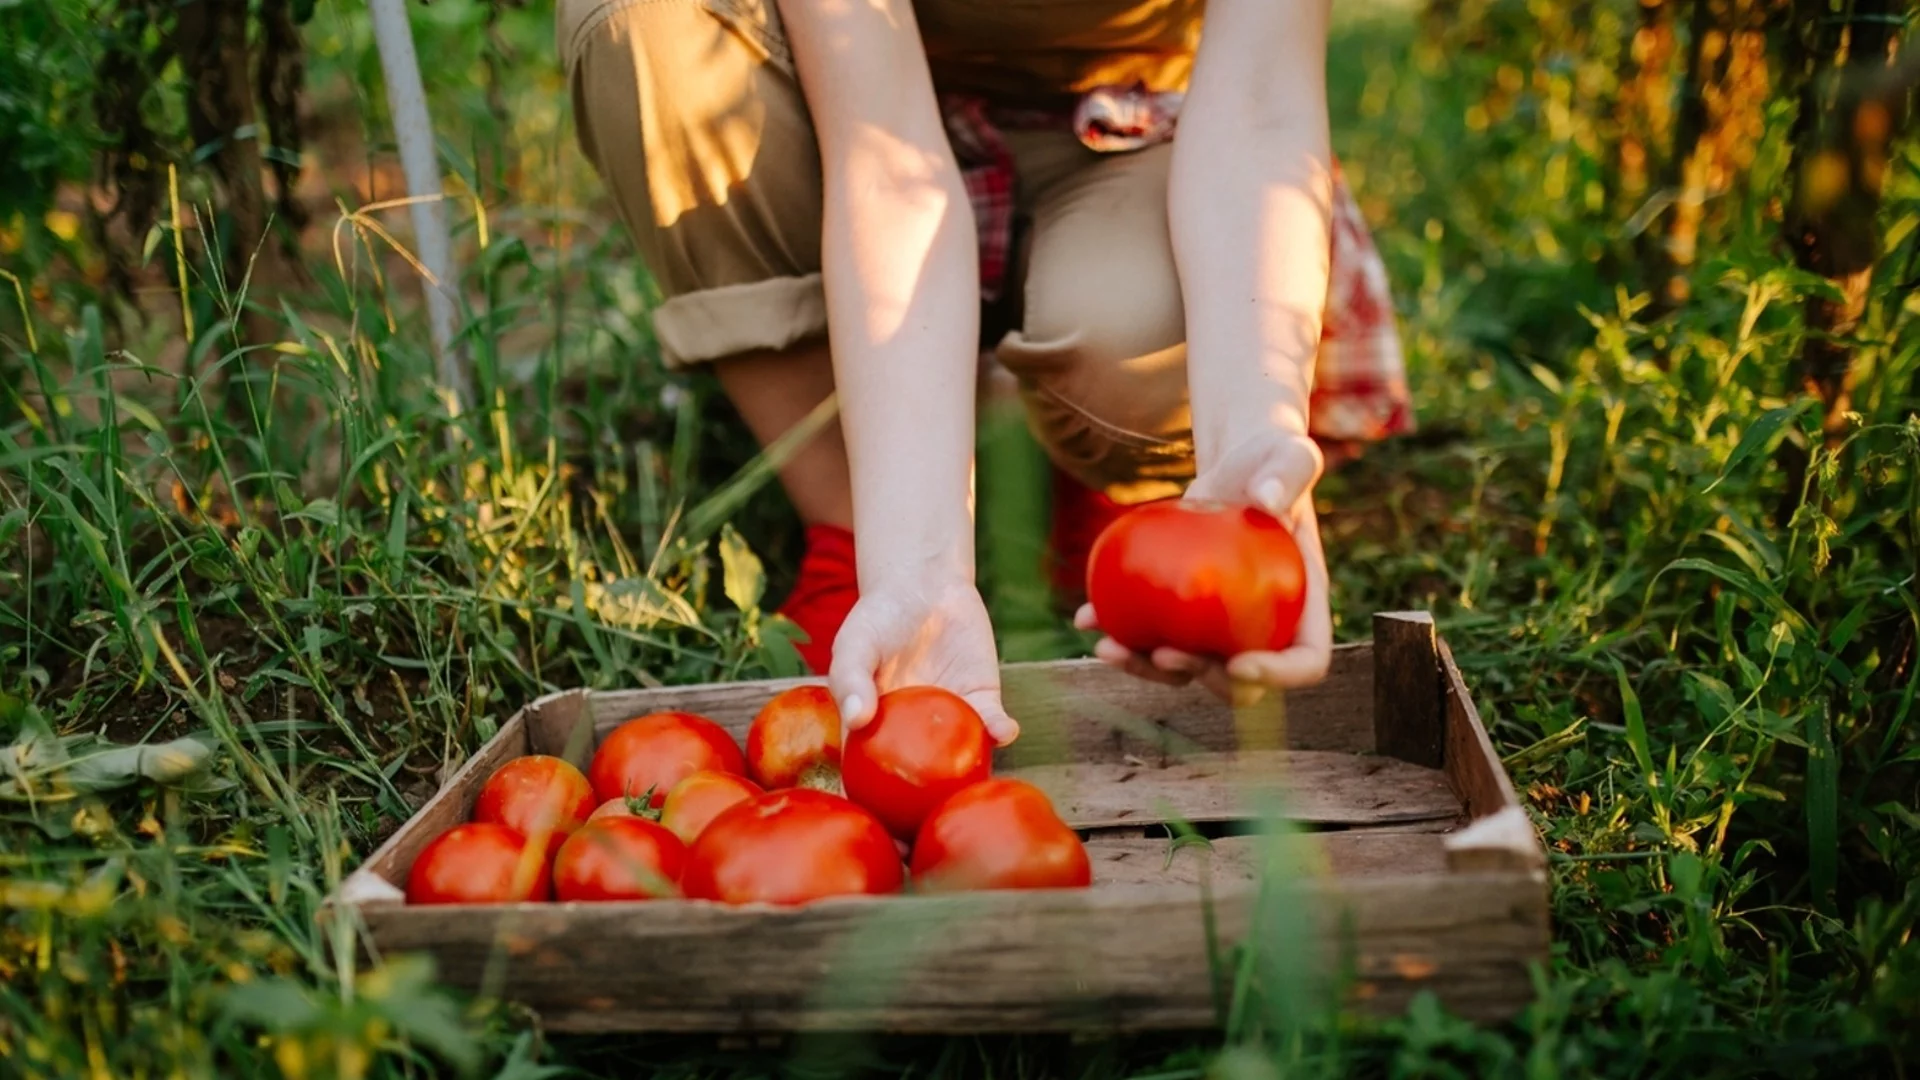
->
<box><xmin>1704</xmin><ymin>400</ymin><xmax>1812</xmax><ymax>493</ymax></box>
<box><xmin>60</xmin><ymin>736</ymin><xmax>221</xmax><ymax>794</ymax></box>
<box><xmin>1654</xmin><ymin>558</ymin><xmax>1801</xmax><ymax>626</ymax></box>
<box><xmin>386</xmin><ymin>486</ymin><xmax>411</xmax><ymax>567</ymax></box>
<box><xmin>1829</xmin><ymin>598</ymin><xmax>1873</xmax><ymax>652</ymax></box>
<box><xmin>1614</xmin><ymin>664</ymin><xmax>1655</xmax><ymax>781</ymax></box>
<box><xmin>368</xmin><ymin>956</ymin><xmax>484</xmax><ymax>1076</ymax></box>
<box><xmin>1804</xmin><ymin>706</ymin><xmax>1838</xmax><ymax>912</ymax></box>
<box><xmin>0</xmin><ymin>507</ymin><xmax>25</xmax><ymax>548</ymax></box>
<box><xmin>756</xmin><ymin>616</ymin><xmax>810</xmax><ymax>679</ymax></box>
<box><xmin>288</xmin><ymin>498</ymin><xmax>339</xmax><ymax>529</ymax></box>
<box><xmin>490</xmin><ymin>1032</ymin><xmax>571</xmax><ymax>1080</ymax></box>
<box><xmin>218</xmin><ymin>978</ymin><xmax>320</xmax><ymax>1029</ymax></box>
<box><xmin>718</xmin><ymin>524</ymin><xmax>765</xmax><ymax>614</ymax></box>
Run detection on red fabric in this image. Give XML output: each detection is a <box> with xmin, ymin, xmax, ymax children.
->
<box><xmin>1045</xmin><ymin>464</ymin><xmax>1161</xmax><ymax>608</ymax></box>
<box><xmin>774</xmin><ymin>524</ymin><xmax>859</xmax><ymax>674</ymax></box>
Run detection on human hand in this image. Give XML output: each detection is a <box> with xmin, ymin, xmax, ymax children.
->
<box><xmin>828</xmin><ymin>575</ymin><xmax>1020</xmax><ymax>746</ymax></box>
<box><xmin>1074</xmin><ymin>430</ymin><xmax>1333</xmax><ymax>705</ymax></box>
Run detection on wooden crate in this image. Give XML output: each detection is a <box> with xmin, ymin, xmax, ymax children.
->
<box><xmin>329</xmin><ymin>612</ymin><xmax>1547</xmax><ymax>1034</ymax></box>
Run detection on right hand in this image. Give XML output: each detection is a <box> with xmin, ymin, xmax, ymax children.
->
<box><xmin>827</xmin><ymin>574</ymin><xmax>1020</xmax><ymax>747</ymax></box>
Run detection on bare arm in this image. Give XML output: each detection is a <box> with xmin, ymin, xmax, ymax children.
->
<box><xmin>778</xmin><ymin>0</ymin><xmax>1015</xmax><ymax>738</ymax></box>
<box><xmin>1082</xmin><ymin>0</ymin><xmax>1335</xmax><ymax>695</ymax></box>
<box><xmin>1172</xmin><ymin>0</ymin><xmax>1332</xmax><ymax>474</ymax></box>
<box><xmin>781</xmin><ymin>0</ymin><xmax>979</xmax><ymax>591</ymax></box>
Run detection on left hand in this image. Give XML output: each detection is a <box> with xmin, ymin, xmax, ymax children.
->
<box><xmin>1074</xmin><ymin>430</ymin><xmax>1333</xmax><ymax>705</ymax></box>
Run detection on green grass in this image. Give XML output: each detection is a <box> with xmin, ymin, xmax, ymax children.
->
<box><xmin>4</xmin><ymin>1</ymin><xmax>1920</xmax><ymax>1077</ymax></box>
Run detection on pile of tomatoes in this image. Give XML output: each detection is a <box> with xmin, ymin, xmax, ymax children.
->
<box><xmin>405</xmin><ymin>684</ymin><xmax>1091</xmax><ymax>906</ymax></box>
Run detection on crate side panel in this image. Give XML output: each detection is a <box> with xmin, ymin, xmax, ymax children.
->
<box><xmin>1089</xmin><ymin>830</ymin><xmax>1450</xmax><ymax>887</ymax></box>
<box><xmin>361</xmin><ymin>886</ymin><xmax>1228</xmax><ymax>1033</ymax></box>
<box><xmin>579</xmin><ymin>647</ymin><xmax>1375</xmax><ymax>768</ymax></box>
<box><xmin>358</xmin><ymin>867</ymin><xmax>1543</xmax><ymax>1033</ymax></box>
<box><xmin>1020</xmin><ymin>750</ymin><xmax>1461</xmax><ymax>831</ymax></box>
<box><xmin>1437</xmin><ymin>642</ymin><xmax>1530</xmax><ymax>822</ymax></box>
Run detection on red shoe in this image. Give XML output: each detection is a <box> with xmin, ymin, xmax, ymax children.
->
<box><xmin>1044</xmin><ymin>465</ymin><xmax>1141</xmax><ymax>611</ymax></box>
<box><xmin>775</xmin><ymin>524</ymin><xmax>859</xmax><ymax>674</ymax></box>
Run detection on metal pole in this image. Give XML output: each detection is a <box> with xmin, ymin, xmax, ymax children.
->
<box><xmin>367</xmin><ymin>0</ymin><xmax>470</xmax><ymax>411</ymax></box>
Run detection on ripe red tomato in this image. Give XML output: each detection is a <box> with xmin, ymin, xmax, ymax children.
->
<box><xmin>659</xmin><ymin>770</ymin><xmax>763</xmax><ymax>844</ymax></box>
<box><xmin>1086</xmin><ymin>501</ymin><xmax>1306</xmax><ymax>658</ymax></box>
<box><xmin>746</xmin><ymin>685</ymin><xmax>843</xmax><ymax>791</ymax></box>
<box><xmin>588</xmin><ymin>711</ymin><xmax>745</xmax><ymax>807</ymax></box>
<box><xmin>587</xmin><ymin>796</ymin><xmax>648</xmax><ymax>821</ymax></box>
<box><xmin>841</xmin><ymin>687</ymin><xmax>993</xmax><ymax>839</ymax></box>
<box><xmin>471</xmin><ymin>755</ymin><xmax>596</xmax><ymax>859</ymax></box>
<box><xmin>552</xmin><ymin>816</ymin><xmax>687</xmax><ymax>901</ymax></box>
<box><xmin>681</xmin><ymin>788</ymin><xmax>904</xmax><ymax>905</ymax></box>
<box><xmin>406</xmin><ymin>822</ymin><xmax>552</xmax><ymax>904</ymax></box>
<box><xmin>910</xmin><ymin>779</ymin><xmax>1092</xmax><ymax>892</ymax></box>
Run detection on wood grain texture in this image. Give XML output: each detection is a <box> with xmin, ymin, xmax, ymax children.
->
<box><xmin>1019</xmin><ymin>751</ymin><xmax>1462</xmax><ymax>831</ymax></box>
<box><xmin>1438</xmin><ymin>640</ymin><xmax>1521</xmax><ymax>820</ymax></box>
<box><xmin>1437</xmin><ymin>641</ymin><xmax>1546</xmax><ymax>870</ymax></box>
<box><xmin>575</xmin><ymin>647</ymin><xmax>1377</xmax><ymax>768</ymax></box>
<box><xmin>356</xmin><ymin>869</ymin><xmax>1547</xmax><ymax>1033</ymax></box>
<box><xmin>1089</xmin><ymin>831</ymin><xmax>1450</xmax><ymax>887</ymax></box>
<box><xmin>1372</xmin><ymin>612</ymin><xmax>1445</xmax><ymax>769</ymax></box>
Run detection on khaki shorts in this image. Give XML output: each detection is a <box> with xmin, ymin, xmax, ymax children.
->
<box><xmin>560</xmin><ymin>0</ymin><xmax>1202</xmax><ymax>503</ymax></box>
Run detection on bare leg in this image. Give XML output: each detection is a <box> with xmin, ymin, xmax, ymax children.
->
<box><xmin>713</xmin><ymin>339</ymin><xmax>854</xmax><ymax>529</ymax></box>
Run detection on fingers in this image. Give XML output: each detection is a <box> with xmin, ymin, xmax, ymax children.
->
<box><xmin>1225</xmin><ymin>645</ymin><xmax>1331</xmax><ymax>688</ymax></box>
<box><xmin>1093</xmin><ymin>637</ymin><xmax>1193</xmax><ymax>687</ymax></box>
<box><xmin>827</xmin><ymin>628</ymin><xmax>882</xmax><ymax>734</ymax></box>
<box><xmin>972</xmin><ymin>693</ymin><xmax>1022</xmax><ymax>747</ymax></box>
<box><xmin>1247</xmin><ymin>439</ymin><xmax>1324</xmax><ymax>518</ymax></box>
<box><xmin>1073</xmin><ymin>603</ymin><xmax>1100</xmax><ymax>632</ymax></box>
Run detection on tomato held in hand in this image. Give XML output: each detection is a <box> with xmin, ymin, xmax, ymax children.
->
<box><xmin>910</xmin><ymin>779</ymin><xmax>1092</xmax><ymax>893</ymax></box>
<box><xmin>746</xmin><ymin>685</ymin><xmax>843</xmax><ymax>791</ymax></box>
<box><xmin>658</xmin><ymin>770</ymin><xmax>763</xmax><ymax>844</ymax></box>
<box><xmin>1086</xmin><ymin>501</ymin><xmax>1306</xmax><ymax>659</ymax></box>
<box><xmin>406</xmin><ymin>822</ymin><xmax>552</xmax><ymax>905</ymax></box>
<box><xmin>681</xmin><ymin>788</ymin><xmax>904</xmax><ymax>905</ymax></box>
<box><xmin>588</xmin><ymin>711</ymin><xmax>745</xmax><ymax>807</ymax></box>
<box><xmin>841</xmin><ymin>687</ymin><xmax>993</xmax><ymax>839</ymax></box>
<box><xmin>552</xmin><ymin>816</ymin><xmax>687</xmax><ymax>902</ymax></box>
<box><xmin>472</xmin><ymin>755</ymin><xmax>596</xmax><ymax>859</ymax></box>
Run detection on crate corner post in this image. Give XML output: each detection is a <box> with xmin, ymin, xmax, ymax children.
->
<box><xmin>1370</xmin><ymin>611</ymin><xmax>1445</xmax><ymax>768</ymax></box>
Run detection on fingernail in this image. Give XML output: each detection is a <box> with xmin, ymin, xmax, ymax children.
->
<box><xmin>1256</xmin><ymin>478</ymin><xmax>1285</xmax><ymax>512</ymax></box>
<box><xmin>844</xmin><ymin>694</ymin><xmax>865</xmax><ymax>721</ymax></box>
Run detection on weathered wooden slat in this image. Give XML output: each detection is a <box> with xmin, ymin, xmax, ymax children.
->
<box><xmin>1088</xmin><ymin>830</ymin><xmax>1450</xmax><ymax>887</ymax></box>
<box><xmin>355</xmin><ymin>869</ymin><xmax>1546</xmax><ymax>1033</ymax></box>
<box><xmin>1017</xmin><ymin>751</ymin><xmax>1462</xmax><ymax>831</ymax></box>
<box><xmin>1437</xmin><ymin>640</ymin><xmax>1546</xmax><ymax>871</ymax></box>
<box><xmin>573</xmin><ymin>646</ymin><xmax>1377</xmax><ymax>766</ymax></box>
<box><xmin>1372</xmin><ymin>612</ymin><xmax>1446</xmax><ymax>768</ymax></box>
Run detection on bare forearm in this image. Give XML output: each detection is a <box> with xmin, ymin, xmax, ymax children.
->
<box><xmin>821</xmin><ymin>148</ymin><xmax>980</xmax><ymax>587</ymax></box>
<box><xmin>1169</xmin><ymin>0</ymin><xmax>1333</xmax><ymax>469</ymax></box>
<box><xmin>781</xmin><ymin>0</ymin><xmax>981</xmax><ymax>590</ymax></box>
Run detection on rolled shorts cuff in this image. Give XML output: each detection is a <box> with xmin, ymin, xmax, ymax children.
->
<box><xmin>651</xmin><ymin>274</ymin><xmax>827</xmax><ymax>369</ymax></box>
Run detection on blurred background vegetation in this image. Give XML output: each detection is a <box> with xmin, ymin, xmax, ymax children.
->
<box><xmin>2</xmin><ymin>0</ymin><xmax>1919</xmax><ymax>1076</ymax></box>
